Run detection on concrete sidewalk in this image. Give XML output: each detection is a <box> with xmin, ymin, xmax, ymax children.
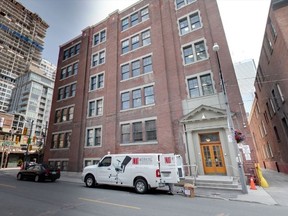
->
<box><xmin>1</xmin><ymin>168</ymin><xmax>287</xmax><ymax>206</ymax></box>
<box><xmin>58</xmin><ymin>170</ymin><xmax>279</xmax><ymax>206</ymax></box>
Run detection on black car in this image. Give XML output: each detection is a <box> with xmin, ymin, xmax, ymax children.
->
<box><xmin>17</xmin><ymin>164</ymin><xmax>61</xmax><ymax>182</ymax></box>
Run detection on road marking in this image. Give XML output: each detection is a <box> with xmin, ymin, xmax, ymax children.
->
<box><xmin>0</xmin><ymin>183</ymin><xmax>16</xmax><ymax>188</ymax></box>
<box><xmin>79</xmin><ymin>197</ymin><xmax>141</xmax><ymax>210</ymax></box>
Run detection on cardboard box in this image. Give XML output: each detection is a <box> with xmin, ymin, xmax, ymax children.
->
<box><xmin>184</xmin><ymin>183</ymin><xmax>195</xmax><ymax>198</ymax></box>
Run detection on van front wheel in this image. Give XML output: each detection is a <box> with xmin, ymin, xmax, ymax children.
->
<box><xmin>85</xmin><ymin>174</ymin><xmax>96</xmax><ymax>188</ymax></box>
<box><xmin>135</xmin><ymin>178</ymin><xmax>148</xmax><ymax>194</ymax></box>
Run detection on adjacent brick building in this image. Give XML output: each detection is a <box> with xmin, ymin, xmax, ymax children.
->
<box><xmin>249</xmin><ymin>0</ymin><xmax>288</xmax><ymax>174</ymax></box>
<box><xmin>44</xmin><ymin>0</ymin><xmax>253</xmax><ymax>178</ymax></box>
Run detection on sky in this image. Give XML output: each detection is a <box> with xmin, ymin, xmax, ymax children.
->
<box><xmin>17</xmin><ymin>0</ymin><xmax>271</xmax><ymax>66</ymax></box>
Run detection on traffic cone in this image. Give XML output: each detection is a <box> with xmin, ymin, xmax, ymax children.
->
<box><xmin>250</xmin><ymin>177</ymin><xmax>257</xmax><ymax>190</ymax></box>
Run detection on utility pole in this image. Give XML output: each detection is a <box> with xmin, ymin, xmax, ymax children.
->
<box><xmin>213</xmin><ymin>43</ymin><xmax>248</xmax><ymax>194</ymax></box>
<box><xmin>24</xmin><ymin>120</ymin><xmax>34</xmax><ymax>169</ymax></box>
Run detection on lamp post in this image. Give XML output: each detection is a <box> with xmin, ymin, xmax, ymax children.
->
<box><xmin>213</xmin><ymin>42</ymin><xmax>248</xmax><ymax>194</ymax></box>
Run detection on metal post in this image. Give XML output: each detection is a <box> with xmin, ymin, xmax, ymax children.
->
<box><xmin>213</xmin><ymin>43</ymin><xmax>248</xmax><ymax>194</ymax></box>
<box><xmin>24</xmin><ymin>120</ymin><xmax>34</xmax><ymax>169</ymax></box>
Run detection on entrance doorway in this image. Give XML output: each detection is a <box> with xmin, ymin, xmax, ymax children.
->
<box><xmin>199</xmin><ymin>133</ymin><xmax>226</xmax><ymax>175</ymax></box>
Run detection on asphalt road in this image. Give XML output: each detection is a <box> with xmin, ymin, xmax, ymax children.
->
<box><xmin>0</xmin><ymin>171</ymin><xmax>288</xmax><ymax>216</ymax></box>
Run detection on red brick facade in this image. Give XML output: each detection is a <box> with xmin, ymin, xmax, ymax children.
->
<box><xmin>249</xmin><ymin>0</ymin><xmax>288</xmax><ymax>174</ymax></box>
<box><xmin>44</xmin><ymin>0</ymin><xmax>253</xmax><ymax>173</ymax></box>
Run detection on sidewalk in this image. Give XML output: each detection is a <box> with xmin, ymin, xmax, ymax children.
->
<box><xmin>1</xmin><ymin>168</ymin><xmax>287</xmax><ymax>206</ymax></box>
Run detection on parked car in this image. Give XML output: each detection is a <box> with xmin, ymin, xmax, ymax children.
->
<box><xmin>17</xmin><ymin>164</ymin><xmax>61</xmax><ymax>182</ymax></box>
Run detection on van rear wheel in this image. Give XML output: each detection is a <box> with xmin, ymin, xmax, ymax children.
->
<box><xmin>85</xmin><ymin>174</ymin><xmax>96</xmax><ymax>188</ymax></box>
<box><xmin>135</xmin><ymin>179</ymin><xmax>148</xmax><ymax>194</ymax></box>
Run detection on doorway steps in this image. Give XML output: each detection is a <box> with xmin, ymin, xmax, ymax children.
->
<box><xmin>178</xmin><ymin>175</ymin><xmax>242</xmax><ymax>191</ymax></box>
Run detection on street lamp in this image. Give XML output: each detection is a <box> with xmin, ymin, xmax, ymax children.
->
<box><xmin>213</xmin><ymin>42</ymin><xmax>248</xmax><ymax>194</ymax></box>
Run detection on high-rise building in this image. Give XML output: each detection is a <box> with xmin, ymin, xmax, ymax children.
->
<box><xmin>0</xmin><ymin>0</ymin><xmax>49</xmax><ymax>75</ymax></box>
<box><xmin>39</xmin><ymin>58</ymin><xmax>56</xmax><ymax>80</ymax></box>
<box><xmin>44</xmin><ymin>0</ymin><xmax>254</xmax><ymax>183</ymax></box>
<box><xmin>9</xmin><ymin>64</ymin><xmax>54</xmax><ymax>139</ymax></box>
<box><xmin>249</xmin><ymin>0</ymin><xmax>288</xmax><ymax>174</ymax></box>
<box><xmin>234</xmin><ymin>59</ymin><xmax>257</xmax><ymax>117</ymax></box>
<box><xmin>0</xmin><ymin>69</ymin><xmax>17</xmax><ymax>112</ymax></box>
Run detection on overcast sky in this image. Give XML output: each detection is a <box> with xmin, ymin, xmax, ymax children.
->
<box><xmin>17</xmin><ymin>0</ymin><xmax>270</xmax><ymax>66</ymax></box>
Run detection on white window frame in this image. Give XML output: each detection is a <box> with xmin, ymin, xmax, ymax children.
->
<box><xmin>276</xmin><ymin>83</ymin><xmax>285</xmax><ymax>102</ymax></box>
<box><xmin>89</xmin><ymin>72</ymin><xmax>105</xmax><ymax>92</ymax></box>
<box><xmin>85</xmin><ymin>126</ymin><xmax>102</xmax><ymax>148</ymax></box>
<box><xmin>178</xmin><ymin>10</ymin><xmax>202</xmax><ymax>36</ymax></box>
<box><xmin>91</xmin><ymin>49</ymin><xmax>106</xmax><ymax>68</ymax></box>
<box><xmin>181</xmin><ymin>38</ymin><xmax>208</xmax><ymax>65</ymax></box>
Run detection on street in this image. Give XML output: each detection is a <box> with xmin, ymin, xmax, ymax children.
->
<box><xmin>0</xmin><ymin>170</ymin><xmax>288</xmax><ymax>216</ymax></box>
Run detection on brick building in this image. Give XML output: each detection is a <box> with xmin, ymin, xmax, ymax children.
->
<box><xmin>44</xmin><ymin>0</ymin><xmax>253</xmax><ymax>177</ymax></box>
<box><xmin>249</xmin><ymin>0</ymin><xmax>288</xmax><ymax>174</ymax></box>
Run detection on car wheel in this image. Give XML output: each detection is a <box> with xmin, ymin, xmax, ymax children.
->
<box><xmin>17</xmin><ymin>173</ymin><xmax>22</xmax><ymax>180</ymax></box>
<box><xmin>51</xmin><ymin>178</ymin><xmax>56</xmax><ymax>182</ymax></box>
<box><xmin>135</xmin><ymin>178</ymin><xmax>148</xmax><ymax>194</ymax></box>
<box><xmin>85</xmin><ymin>174</ymin><xmax>96</xmax><ymax>188</ymax></box>
<box><xmin>34</xmin><ymin>175</ymin><xmax>40</xmax><ymax>182</ymax></box>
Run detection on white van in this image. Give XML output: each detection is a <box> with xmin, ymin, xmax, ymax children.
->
<box><xmin>81</xmin><ymin>153</ymin><xmax>184</xmax><ymax>193</ymax></box>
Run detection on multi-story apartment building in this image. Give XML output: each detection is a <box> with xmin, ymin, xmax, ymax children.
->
<box><xmin>44</xmin><ymin>0</ymin><xmax>253</xmax><ymax>179</ymax></box>
<box><xmin>9</xmin><ymin>64</ymin><xmax>54</xmax><ymax>143</ymax></box>
<box><xmin>39</xmin><ymin>58</ymin><xmax>56</xmax><ymax>80</ymax></box>
<box><xmin>0</xmin><ymin>69</ymin><xmax>17</xmax><ymax>112</ymax></box>
<box><xmin>249</xmin><ymin>0</ymin><xmax>288</xmax><ymax>174</ymax></box>
<box><xmin>234</xmin><ymin>59</ymin><xmax>257</xmax><ymax>117</ymax></box>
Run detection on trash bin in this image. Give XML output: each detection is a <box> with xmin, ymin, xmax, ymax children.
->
<box><xmin>184</xmin><ymin>183</ymin><xmax>195</xmax><ymax>198</ymax></box>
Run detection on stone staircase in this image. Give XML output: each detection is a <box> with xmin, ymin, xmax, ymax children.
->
<box><xmin>178</xmin><ymin>175</ymin><xmax>242</xmax><ymax>191</ymax></box>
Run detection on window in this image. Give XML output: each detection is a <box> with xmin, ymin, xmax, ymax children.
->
<box><xmin>269</xmin><ymin>17</ymin><xmax>277</xmax><ymax>40</ymax></box>
<box><xmin>131</xmin><ymin>12</ymin><xmax>139</xmax><ymax>26</ymax></box>
<box><xmin>120</xmin><ymin>119</ymin><xmax>157</xmax><ymax>144</ymax></box>
<box><xmin>54</xmin><ymin>106</ymin><xmax>74</xmax><ymax>123</ymax></box>
<box><xmin>187</xmin><ymin>73</ymin><xmax>214</xmax><ymax>98</ymax></box>
<box><xmin>276</xmin><ymin>84</ymin><xmax>285</xmax><ymax>102</ymax></box>
<box><xmin>133</xmin><ymin>89</ymin><xmax>142</xmax><ymax>108</ymax></box>
<box><xmin>143</xmin><ymin>56</ymin><xmax>152</xmax><ymax>73</ymax></box>
<box><xmin>121</xmin><ymin>124</ymin><xmax>130</xmax><ymax>143</ymax></box>
<box><xmin>88</xmin><ymin>98</ymin><xmax>103</xmax><ymax>117</ymax></box>
<box><xmin>121</xmin><ymin>92</ymin><xmax>130</xmax><ymax>110</ymax></box>
<box><xmin>51</xmin><ymin>131</ymin><xmax>71</xmax><ymax>149</ymax></box>
<box><xmin>133</xmin><ymin>122</ymin><xmax>143</xmax><ymax>142</ymax></box>
<box><xmin>146</xmin><ymin>120</ymin><xmax>156</xmax><ymax>141</ymax></box>
<box><xmin>274</xmin><ymin>126</ymin><xmax>280</xmax><ymax>142</ymax></box>
<box><xmin>282</xmin><ymin>118</ymin><xmax>288</xmax><ymax>137</ymax></box>
<box><xmin>92</xmin><ymin>50</ymin><xmax>105</xmax><ymax>67</ymax></box>
<box><xmin>269</xmin><ymin>98</ymin><xmax>276</xmax><ymax>114</ymax></box>
<box><xmin>141</xmin><ymin>8</ymin><xmax>149</xmax><ymax>21</ymax></box>
<box><xmin>272</xmin><ymin>89</ymin><xmax>279</xmax><ymax>110</ymax></box>
<box><xmin>58</xmin><ymin>83</ymin><xmax>76</xmax><ymax>101</ymax></box>
<box><xmin>63</xmin><ymin>43</ymin><xmax>81</xmax><ymax>60</ymax></box>
<box><xmin>90</xmin><ymin>73</ymin><xmax>104</xmax><ymax>91</ymax></box>
<box><xmin>121</xmin><ymin>7</ymin><xmax>149</xmax><ymax>31</ymax></box>
<box><xmin>142</xmin><ymin>30</ymin><xmax>151</xmax><ymax>46</ymax></box>
<box><xmin>261</xmin><ymin>120</ymin><xmax>267</xmax><ymax>135</ymax></box>
<box><xmin>175</xmin><ymin>0</ymin><xmax>196</xmax><ymax>9</ymax></box>
<box><xmin>188</xmin><ymin>77</ymin><xmax>199</xmax><ymax>97</ymax></box>
<box><xmin>84</xmin><ymin>159</ymin><xmax>100</xmax><ymax>167</ymax></box>
<box><xmin>178</xmin><ymin>12</ymin><xmax>201</xmax><ymax>35</ymax></box>
<box><xmin>182</xmin><ymin>40</ymin><xmax>207</xmax><ymax>64</ymax></box>
<box><xmin>121</xmin><ymin>55</ymin><xmax>153</xmax><ymax>80</ymax></box>
<box><xmin>121</xmin><ymin>85</ymin><xmax>154</xmax><ymax>110</ymax></box>
<box><xmin>131</xmin><ymin>35</ymin><xmax>140</xmax><ymax>50</ymax></box>
<box><xmin>60</xmin><ymin>62</ymin><xmax>78</xmax><ymax>80</ymax></box>
<box><xmin>121</xmin><ymin>18</ymin><xmax>129</xmax><ymax>31</ymax></box>
<box><xmin>144</xmin><ymin>86</ymin><xmax>154</xmax><ymax>105</ymax></box>
<box><xmin>86</xmin><ymin>127</ymin><xmax>102</xmax><ymax>147</ymax></box>
<box><xmin>122</xmin><ymin>30</ymin><xmax>151</xmax><ymax>55</ymax></box>
<box><xmin>121</xmin><ymin>64</ymin><xmax>130</xmax><ymax>80</ymax></box>
<box><xmin>132</xmin><ymin>60</ymin><xmax>140</xmax><ymax>77</ymax></box>
<box><xmin>122</xmin><ymin>40</ymin><xmax>129</xmax><ymax>54</ymax></box>
<box><xmin>266</xmin><ymin>102</ymin><xmax>273</xmax><ymax>118</ymax></box>
<box><xmin>93</xmin><ymin>29</ymin><xmax>106</xmax><ymax>46</ymax></box>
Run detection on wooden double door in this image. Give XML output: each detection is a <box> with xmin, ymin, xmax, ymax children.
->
<box><xmin>200</xmin><ymin>133</ymin><xmax>226</xmax><ymax>175</ymax></box>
